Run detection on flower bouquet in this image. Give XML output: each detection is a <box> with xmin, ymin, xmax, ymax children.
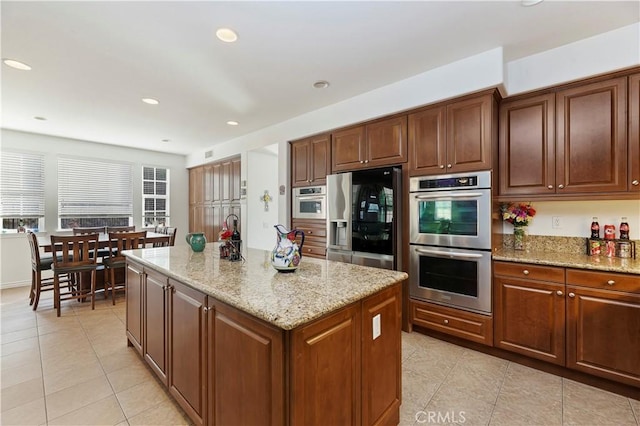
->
<box><xmin>500</xmin><ymin>202</ymin><xmax>536</xmax><ymax>250</ymax></box>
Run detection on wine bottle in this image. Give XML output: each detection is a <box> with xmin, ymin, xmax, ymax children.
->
<box><xmin>230</xmin><ymin>219</ymin><xmax>241</xmax><ymax>261</ymax></box>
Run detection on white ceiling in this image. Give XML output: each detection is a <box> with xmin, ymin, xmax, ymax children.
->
<box><xmin>2</xmin><ymin>1</ymin><xmax>638</xmax><ymax>156</ymax></box>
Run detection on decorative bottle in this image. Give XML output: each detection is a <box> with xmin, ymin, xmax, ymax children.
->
<box><xmin>230</xmin><ymin>219</ymin><xmax>241</xmax><ymax>261</ymax></box>
<box><xmin>619</xmin><ymin>217</ymin><xmax>629</xmax><ymax>240</ymax></box>
<box><xmin>590</xmin><ymin>217</ymin><xmax>600</xmax><ymax>239</ymax></box>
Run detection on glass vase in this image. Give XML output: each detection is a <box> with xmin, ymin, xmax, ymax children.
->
<box><xmin>513</xmin><ymin>226</ymin><xmax>527</xmax><ymax>251</ymax></box>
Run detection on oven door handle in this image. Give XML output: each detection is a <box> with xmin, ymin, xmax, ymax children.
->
<box><xmin>413</xmin><ymin>192</ymin><xmax>484</xmax><ymax>199</ymax></box>
<box><xmin>296</xmin><ymin>196</ymin><xmax>325</xmax><ymax>201</ymax></box>
<box><xmin>414</xmin><ymin>248</ymin><xmax>484</xmax><ymax>259</ymax></box>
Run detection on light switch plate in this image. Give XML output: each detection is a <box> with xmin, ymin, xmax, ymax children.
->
<box><xmin>373</xmin><ymin>314</ymin><xmax>381</xmax><ymax>340</ymax></box>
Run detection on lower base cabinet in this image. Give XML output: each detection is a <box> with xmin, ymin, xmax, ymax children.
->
<box><xmin>126</xmin><ymin>259</ymin><xmax>403</xmax><ymax>425</ymax></box>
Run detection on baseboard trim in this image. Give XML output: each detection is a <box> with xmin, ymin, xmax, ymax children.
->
<box><xmin>0</xmin><ymin>280</ymin><xmax>31</xmax><ymax>290</ymax></box>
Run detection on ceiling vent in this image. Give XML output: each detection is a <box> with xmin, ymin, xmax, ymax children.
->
<box><xmin>205</xmin><ymin>150</ymin><xmax>213</xmax><ymax>159</ymax></box>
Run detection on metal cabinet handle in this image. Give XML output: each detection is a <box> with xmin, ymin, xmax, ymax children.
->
<box><xmin>307</xmin><ymin>248</ymin><xmax>312</xmax><ymax>252</ymax></box>
<box><xmin>568</xmin><ymin>292</ymin><xmax>575</xmax><ymax>298</ymax></box>
<box><xmin>557</xmin><ymin>290</ymin><xmax>563</xmax><ymax>296</ymax></box>
<box><xmin>443</xmin><ymin>319</ymin><xmax>449</xmax><ymax>325</ymax></box>
<box><xmin>523</xmin><ymin>270</ymin><xmax>529</xmax><ymax>275</ymax></box>
<box><xmin>360</xmin><ymin>160</ymin><xmax>364</xmax><ymax>164</ymax></box>
<box><xmin>439</xmin><ymin>165</ymin><xmax>445</xmax><ymax>169</ymax></box>
<box><xmin>558</xmin><ymin>184</ymin><xmax>564</xmax><ymax>189</ymax></box>
<box><xmin>607</xmin><ymin>280</ymin><xmax>615</xmax><ymax>286</ymax></box>
<box><xmin>203</xmin><ymin>306</ymin><xmax>212</xmax><ymax>313</ymax></box>
<box><xmin>364</xmin><ymin>160</ymin><xmax>369</xmax><ymax>163</ymax></box>
<box><xmin>547</xmin><ymin>185</ymin><xmax>554</xmax><ymax>190</ymax></box>
<box><xmin>307</xmin><ymin>231</ymin><xmax>312</xmax><ymax>234</ymax></box>
<box><xmin>632</xmin><ymin>179</ymin><xmax>639</xmax><ymax>186</ymax></box>
<box><xmin>447</xmin><ymin>164</ymin><xmax>452</xmax><ymax>168</ymax></box>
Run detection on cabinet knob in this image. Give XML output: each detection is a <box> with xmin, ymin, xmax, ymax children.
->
<box><xmin>568</xmin><ymin>292</ymin><xmax>575</xmax><ymax>298</ymax></box>
<box><xmin>308</xmin><ymin>231</ymin><xmax>312</xmax><ymax>234</ymax></box>
<box><xmin>439</xmin><ymin>165</ymin><xmax>445</xmax><ymax>169</ymax></box>
<box><xmin>307</xmin><ymin>248</ymin><xmax>312</xmax><ymax>252</ymax></box>
<box><xmin>607</xmin><ymin>280</ymin><xmax>615</xmax><ymax>286</ymax></box>
<box><xmin>447</xmin><ymin>164</ymin><xmax>452</xmax><ymax>168</ymax></box>
<box><xmin>558</xmin><ymin>184</ymin><xmax>564</xmax><ymax>189</ymax></box>
<box><xmin>547</xmin><ymin>185</ymin><xmax>554</xmax><ymax>190</ymax></box>
<box><xmin>360</xmin><ymin>160</ymin><xmax>364</xmax><ymax>164</ymax></box>
<box><xmin>203</xmin><ymin>306</ymin><xmax>212</xmax><ymax>313</ymax></box>
<box><xmin>443</xmin><ymin>319</ymin><xmax>449</xmax><ymax>325</ymax></box>
<box><xmin>523</xmin><ymin>270</ymin><xmax>529</xmax><ymax>275</ymax></box>
<box><xmin>364</xmin><ymin>160</ymin><xmax>369</xmax><ymax>163</ymax></box>
<box><xmin>556</xmin><ymin>290</ymin><xmax>563</xmax><ymax>296</ymax></box>
<box><xmin>632</xmin><ymin>179</ymin><xmax>639</xmax><ymax>186</ymax></box>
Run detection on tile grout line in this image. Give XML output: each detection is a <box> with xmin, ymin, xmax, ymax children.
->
<box><xmin>486</xmin><ymin>359</ymin><xmax>513</xmax><ymax>426</ymax></box>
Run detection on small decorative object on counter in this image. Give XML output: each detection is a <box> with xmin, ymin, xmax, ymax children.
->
<box><xmin>617</xmin><ymin>241</ymin><xmax>632</xmax><ymax>258</ymax></box>
<box><xmin>589</xmin><ymin>239</ymin><xmax>602</xmax><ymax>256</ymax></box>
<box><xmin>17</xmin><ymin>219</ymin><xmax>26</xmax><ymax>233</ymax></box>
<box><xmin>619</xmin><ymin>217</ymin><xmax>629</xmax><ymax>240</ymax></box>
<box><xmin>604</xmin><ymin>224</ymin><xmax>616</xmax><ymax>240</ymax></box>
<box><xmin>513</xmin><ymin>227</ymin><xmax>527</xmax><ymax>251</ymax></box>
<box><xmin>271</xmin><ymin>224</ymin><xmax>305</xmax><ymax>272</ymax></box>
<box><xmin>590</xmin><ymin>217</ymin><xmax>600</xmax><ymax>238</ymax></box>
<box><xmin>500</xmin><ymin>202</ymin><xmax>536</xmax><ymax>251</ymax></box>
<box><xmin>185</xmin><ymin>232</ymin><xmax>206</xmax><ymax>252</ymax></box>
<box><xmin>605</xmin><ymin>240</ymin><xmax>616</xmax><ymax>257</ymax></box>
<box><xmin>586</xmin><ymin>238</ymin><xmax>636</xmax><ymax>259</ymax></box>
<box><xmin>229</xmin><ymin>216</ymin><xmax>242</xmax><ymax>262</ymax></box>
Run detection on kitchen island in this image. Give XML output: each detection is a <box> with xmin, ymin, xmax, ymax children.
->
<box><xmin>124</xmin><ymin>246</ymin><xmax>408</xmax><ymax>426</ymax></box>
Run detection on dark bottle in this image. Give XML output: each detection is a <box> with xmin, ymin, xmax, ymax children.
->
<box><xmin>619</xmin><ymin>217</ymin><xmax>629</xmax><ymax>240</ymax></box>
<box><xmin>590</xmin><ymin>217</ymin><xmax>600</xmax><ymax>239</ymax></box>
<box><xmin>230</xmin><ymin>219</ymin><xmax>241</xmax><ymax>261</ymax></box>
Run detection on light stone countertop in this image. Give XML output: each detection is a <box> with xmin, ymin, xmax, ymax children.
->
<box><xmin>124</xmin><ymin>246</ymin><xmax>408</xmax><ymax>330</ymax></box>
<box><xmin>493</xmin><ymin>248</ymin><xmax>640</xmax><ymax>275</ymax></box>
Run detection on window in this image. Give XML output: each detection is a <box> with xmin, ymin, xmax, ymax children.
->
<box><xmin>143</xmin><ymin>166</ymin><xmax>169</xmax><ymax>227</ymax></box>
<box><xmin>0</xmin><ymin>151</ymin><xmax>45</xmax><ymax>232</ymax></box>
<box><xmin>58</xmin><ymin>157</ymin><xmax>133</xmax><ymax>229</ymax></box>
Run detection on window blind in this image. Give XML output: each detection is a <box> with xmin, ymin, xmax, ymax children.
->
<box><xmin>0</xmin><ymin>151</ymin><xmax>45</xmax><ymax>218</ymax></box>
<box><xmin>58</xmin><ymin>157</ymin><xmax>133</xmax><ymax>217</ymax></box>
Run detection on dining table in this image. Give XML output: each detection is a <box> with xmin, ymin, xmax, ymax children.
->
<box><xmin>37</xmin><ymin>231</ymin><xmax>171</xmax><ymax>252</ymax></box>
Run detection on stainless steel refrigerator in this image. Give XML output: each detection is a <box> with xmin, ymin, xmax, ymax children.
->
<box><xmin>326</xmin><ymin>166</ymin><xmax>402</xmax><ymax>270</ymax></box>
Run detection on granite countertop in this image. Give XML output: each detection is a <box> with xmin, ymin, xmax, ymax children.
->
<box><xmin>123</xmin><ymin>246</ymin><xmax>408</xmax><ymax>330</ymax></box>
<box><xmin>493</xmin><ymin>248</ymin><xmax>640</xmax><ymax>275</ymax></box>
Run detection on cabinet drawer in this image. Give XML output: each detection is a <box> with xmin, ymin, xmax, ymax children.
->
<box><xmin>494</xmin><ymin>261</ymin><xmax>565</xmax><ymax>283</ymax></box>
<box><xmin>410</xmin><ymin>299</ymin><xmax>493</xmax><ymax>346</ymax></box>
<box><xmin>301</xmin><ymin>244</ymin><xmax>326</xmax><ymax>259</ymax></box>
<box><xmin>566</xmin><ymin>269</ymin><xmax>640</xmax><ymax>294</ymax></box>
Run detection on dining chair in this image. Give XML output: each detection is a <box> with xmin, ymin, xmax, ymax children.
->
<box><xmin>106</xmin><ymin>225</ymin><xmax>135</xmax><ymax>233</ymax></box>
<box><xmin>164</xmin><ymin>227</ymin><xmax>177</xmax><ymax>246</ymax></box>
<box><xmin>50</xmin><ymin>234</ymin><xmax>100</xmax><ymax>317</ymax></box>
<box><xmin>103</xmin><ymin>231</ymin><xmax>146</xmax><ymax>305</ymax></box>
<box><xmin>72</xmin><ymin>226</ymin><xmax>109</xmax><ymax>258</ymax></box>
<box><xmin>27</xmin><ymin>232</ymin><xmax>71</xmax><ymax>311</ymax></box>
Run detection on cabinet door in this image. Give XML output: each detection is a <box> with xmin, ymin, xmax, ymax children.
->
<box><xmin>203</xmin><ymin>165</ymin><xmax>214</xmax><ymax>203</ymax></box>
<box><xmin>361</xmin><ymin>284</ymin><xmax>402</xmax><ymax>426</ymax></box>
<box><xmin>125</xmin><ymin>261</ymin><xmax>144</xmax><ymax>355</ymax></box>
<box><xmin>499</xmin><ymin>94</ymin><xmax>556</xmax><ymax>196</ymax></box>
<box><xmin>190</xmin><ymin>205</ymin><xmax>204</xmax><ymax>234</ymax></box>
<box><xmin>556</xmin><ymin>77</ymin><xmax>627</xmax><ymax>193</ymax></box>
<box><xmin>144</xmin><ymin>269</ymin><xmax>169</xmax><ymax>385</ymax></box>
<box><xmin>566</xmin><ymin>286</ymin><xmax>640</xmax><ymax>387</ymax></box>
<box><xmin>630</xmin><ymin>73</ymin><xmax>640</xmax><ymax>192</ymax></box>
<box><xmin>291</xmin><ymin>140</ymin><xmax>311</xmax><ymax>187</ymax></box>
<box><xmin>202</xmin><ymin>205</ymin><xmax>216</xmax><ymax>251</ymax></box>
<box><xmin>169</xmin><ymin>280</ymin><xmax>207</xmax><ymax>425</ymax></box>
<box><xmin>365</xmin><ymin>116</ymin><xmax>408</xmax><ymax>168</ymax></box>
<box><xmin>291</xmin><ymin>304</ymin><xmax>361</xmax><ymax>426</ymax></box>
<box><xmin>213</xmin><ymin>302</ymin><xmax>284</xmax><ymax>426</ymax></box>
<box><xmin>494</xmin><ymin>276</ymin><xmax>565</xmax><ymax>365</ymax></box>
<box><xmin>408</xmin><ymin>105</ymin><xmax>446</xmax><ymax>176</ymax></box>
<box><xmin>189</xmin><ymin>167</ymin><xmax>204</xmax><ymax>205</ymax></box>
<box><xmin>331</xmin><ymin>126</ymin><xmax>366</xmax><ymax>172</ymax></box>
<box><xmin>212</xmin><ymin>163</ymin><xmax>221</xmax><ymax>203</ymax></box>
<box><xmin>231</xmin><ymin>158</ymin><xmax>241</xmax><ymax>202</ymax></box>
<box><xmin>310</xmin><ymin>134</ymin><xmax>330</xmax><ymax>184</ymax></box>
<box><xmin>221</xmin><ymin>161</ymin><xmax>231</xmax><ymax>202</ymax></box>
<box><xmin>446</xmin><ymin>93</ymin><xmax>494</xmax><ymax>172</ymax></box>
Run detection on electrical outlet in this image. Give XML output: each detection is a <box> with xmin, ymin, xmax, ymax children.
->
<box><xmin>552</xmin><ymin>216</ymin><xmax>562</xmax><ymax>229</ymax></box>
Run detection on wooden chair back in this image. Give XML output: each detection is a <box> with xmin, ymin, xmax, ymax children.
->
<box><xmin>107</xmin><ymin>231</ymin><xmax>147</xmax><ymax>263</ymax></box>
<box><xmin>27</xmin><ymin>231</ymin><xmax>43</xmax><ymax>270</ymax></box>
<box><xmin>106</xmin><ymin>226</ymin><xmax>135</xmax><ymax>233</ymax></box>
<box><xmin>50</xmin><ymin>234</ymin><xmax>99</xmax><ymax>269</ymax></box>
<box><xmin>73</xmin><ymin>226</ymin><xmax>105</xmax><ymax>235</ymax></box>
<box><xmin>164</xmin><ymin>227</ymin><xmax>177</xmax><ymax>246</ymax></box>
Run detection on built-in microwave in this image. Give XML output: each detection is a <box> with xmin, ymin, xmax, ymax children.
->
<box><xmin>293</xmin><ymin>186</ymin><xmax>326</xmax><ymax>220</ymax></box>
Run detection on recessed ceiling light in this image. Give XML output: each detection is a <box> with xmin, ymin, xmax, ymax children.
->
<box><xmin>216</xmin><ymin>28</ymin><xmax>238</xmax><ymax>43</ymax></box>
<box><xmin>142</xmin><ymin>98</ymin><xmax>159</xmax><ymax>105</ymax></box>
<box><xmin>3</xmin><ymin>59</ymin><xmax>32</xmax><ymax>70</ymax></box>
<box><xmin>34</xmin><ymin>116</ymin><xmax>47</xmax><ymax>121</ymax></box>
<box><xmin>226</xmin><ymin>120</ymin><xmax>239</xmax><ymax>126</ymax></box>
<box><xmin>313</xmin><ymin>80</ymin><xmax>330</xmax><ymax>89</ymax></box>
<box><xmin>521</xmin><ymin>0</ymin><xmax>543</xmax><ymax>6</ymax></box>
<box><xmin>162</xmin><ymin>139</ymin><xmax>170</xmax><ymax>143</ymax></box>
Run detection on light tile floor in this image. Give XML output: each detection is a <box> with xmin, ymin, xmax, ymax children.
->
<box><xmin>1</xmin><ymin>286</ymin><xmax>638</xmax><ymax>426</ymax></box>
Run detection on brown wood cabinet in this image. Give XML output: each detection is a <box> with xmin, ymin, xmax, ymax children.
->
<box><xmin>189</xmin><ymin>156</ymin><xmax>241</xmax><ymax>242</ymax></box>
<box><xmin>291</xmin><ymin>219</ymin><xmax>326</xmax><ymax>259</ymax></box>
<box><xmin>409</xmin><ymin>298</ymin><xmax>493</xmax><ymax>346</ymax></box>
<box><xmin>125</xmin><ymin>262</ymin><xmax>144</xmax><ymax>355</ymax></box>
<box><xmin>332</xmin><ymin>116</ymin><xmax>407</xmax><ymax>173</ymax></box>
<box><xmin>126</xmin><ymin>258</ymin><xmax>403</xmax><ymax>426</ymax></box>
<box><xmin>409</xmin><ymin>92</ymin><xmax>496</xmax><ymax>176</ymax></box>
<box><xmin>493</xmin><ymin>262</ymin><xmax>565</xmax><ymax>365</ymax></box>
<box><xmin>630</xmin><ymin>73</ymin><xmax>640</xmax><ymax>192</ymax></box>
<box><xmin>291</xmin><ymin>134</ymin><xmax>330</xmax><ymax>187</ymax></box>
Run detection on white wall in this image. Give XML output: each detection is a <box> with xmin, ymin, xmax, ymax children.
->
<box><xmin>246</xmin><ymin>146</ymin><xmax>280</xmax><ymax>251</ymax></box>
<box><xmin>0</xmin><ymin>129</ymin><xmax>189</xmax><ymax>288</ymax></box>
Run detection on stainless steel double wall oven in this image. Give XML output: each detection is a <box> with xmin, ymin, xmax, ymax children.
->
<box><xmin>409</xmin><ymin>171</ymin><xmax>493</xmax><ymax>314</ymax></box>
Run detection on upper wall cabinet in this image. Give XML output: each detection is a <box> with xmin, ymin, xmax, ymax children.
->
<box><xmin>291</xmin><ymin>134</ymin><xmax>330</xmax><ymax>187</ymax></box>
<box><xmin>331</xmin><ymin>116</ymin><xmax>407</xmax><ymax>173</ymax></box>
<box><xmin>499</xmin><ymin>75</ymin><xmax>637</xmax><ymax>199</ymax></box>
<box><xmin>629</xmin><ymin>73</ymin><xmax>640</xmax><ymax>193</ymax></box>
<box><xmin>409</xmin><ymin>91</ymin><xmax>497</xmax><ymax>176</ymax></box>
